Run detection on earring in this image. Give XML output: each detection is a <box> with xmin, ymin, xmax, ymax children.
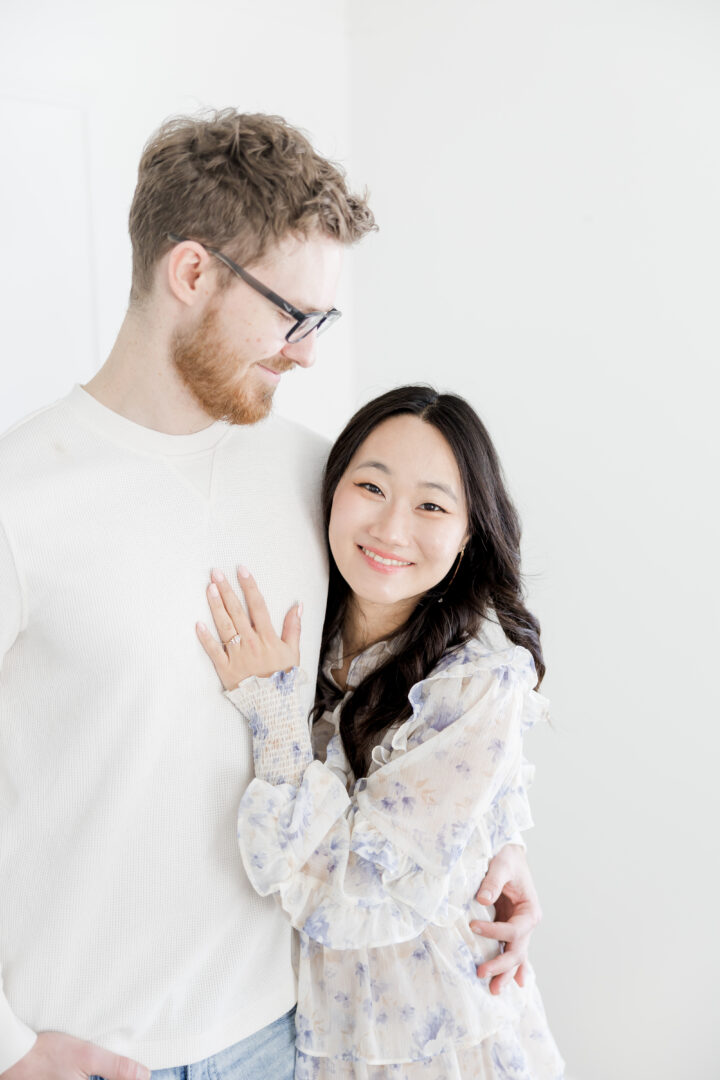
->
<box><xmin>437</xmin><ymin>546</ymin><xmax>465</xmax><ymax>604</ymax></box>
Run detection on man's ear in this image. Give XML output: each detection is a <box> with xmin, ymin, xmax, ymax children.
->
<box><xmin>166</xmin><ymin>240</ymin><xmax>214</xmax><ymax>307</ymax></box>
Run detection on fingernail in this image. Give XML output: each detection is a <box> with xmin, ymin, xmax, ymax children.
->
<box><xmin>137</xmin><ymin>1068</ymin><xmax>152</xmax><ymax>1080</ymax></box>
<box><xmin>478</xmin><ymin>890</ymin><xmax>492</xmax><ymax>904</ymax></box>
<box><xmin>212</xmin><ymin>569</ymin><xmax>225</xmax><ymax>582</ymax></box>
<box><xmin>197</xmin><ymin>621</ymin><xmax>207</xmax><ymax>631</ymax></box>
<box><xmin>238</xmin><ymin>565</ymin><xmax>250</xmax><ymax>579</ymax></box>
<box><xmin>209</xmin><ymin>583</ymin><xmax>219</xmax><ymax>597</ymax></box>
<box><xmin>297</xmin><ymin>601</ymin><xmax>304</xmax><ymax>618</ymax></box>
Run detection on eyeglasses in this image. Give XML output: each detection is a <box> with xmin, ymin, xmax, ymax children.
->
<box><xmin>167</xmin><ymin>233</ymin><xmax>342</xmax><ymax>343</ymax></box>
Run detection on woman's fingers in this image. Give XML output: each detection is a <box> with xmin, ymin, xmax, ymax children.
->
<box><xmin>490</xmin><ymin>969</ymin><xmax>517</xmax><ymax>995</ymax></box>
<box><xmin>470</xmin><ymin>914</ymin><xmax>534</xmax><ymax>942</ymax></box>
<box><xmin>475</xmin><ymin>951</ymin><xmax>521</xmax><ymax>994</ymax></box>
<box><xmin>280</xmin><ymin>602</ymin><xmax>303</xmax><ymax>665</ymax></box>
<box><xmin>196</xmin><ymin>621</ymin><xmax>229</xmax><ymax>676</ymax></box>
<box><xmin>210</xmin><ymin>570</ymin><xmax>253</xmax><ymax>637</ymax></box>
<box><xmin>470</xmin><ymin>915</ymin><xmax>531</xmax><ymax>994</ymax></box>
<box><xmin>235</xmin><ymin>567</ymin><xmax>275</xmax><ymax>638</ymax></box>
<box><xmin>207</xmin><ymin>582</ymin><xmax>242</xmax><ymax>645</ymax></box>
<box><xmin>473</xmin><ymin>943</ymin><xmax>530</xmax><ymax>994</ymax></box>
<box><xmin>475</xmin><ymin>947</ymin><xmax>519</xmax><ymax>978</ymax></box>
<box><xmin>199</xmin><ymin>570</ymin><xmax>304</xmax><ymax>687</ymax></box>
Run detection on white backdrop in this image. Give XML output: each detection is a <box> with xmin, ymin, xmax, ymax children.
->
<box><xmin>1</xmin><ymin>2</ymin><xmax>719</xmax><ymax>1078</ymax></box>
<box><xmin>348</xmin><ymin>4</ymin><xmax>720</xmax><ymax>1078</ymax></box>
<box><xmin>0</xmin><ymin>0</ymin><xmax>357</xmax><ymax>435</ymax></box>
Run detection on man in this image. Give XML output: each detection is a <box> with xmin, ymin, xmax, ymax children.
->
<box><xmin>0</xmin><ymin>110</ymin><xmax>540</xmax><ymax>1080</ymax></box>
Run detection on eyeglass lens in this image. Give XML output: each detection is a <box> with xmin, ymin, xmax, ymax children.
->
<box><xmin>286</xmin><ymin>310</ymin><xmax>340</xmax><ymax>343</ymax></box>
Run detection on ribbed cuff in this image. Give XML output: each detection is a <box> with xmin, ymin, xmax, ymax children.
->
<box><xmin>226</xmin><ymin>668</ymin><xmax>314</xmax><ymax>786</ymax></box>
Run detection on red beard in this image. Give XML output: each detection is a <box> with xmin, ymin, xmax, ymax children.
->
<box><xmin>171</xmin><ymin>306</ymin><xmax>293</xmax><ymax>425</ymax></box>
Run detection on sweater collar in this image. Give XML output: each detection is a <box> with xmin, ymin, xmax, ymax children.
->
<box><xmin>66</xmin><ymin>384</ymin><xmax>230</xmax><ymax>457</ymax></box>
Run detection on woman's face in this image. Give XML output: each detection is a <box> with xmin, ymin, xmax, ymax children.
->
<box><xmin>328</xmin><ymin>415</ymin><xmax>470</xmax><ymax>620</ymax></box>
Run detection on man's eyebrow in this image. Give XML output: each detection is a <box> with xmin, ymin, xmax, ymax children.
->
<box><xmin>351</xmin><ymin>462</ymin><xmax>458</xmax><ymax>503</ymax></box>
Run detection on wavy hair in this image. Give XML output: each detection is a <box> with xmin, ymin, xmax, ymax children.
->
<box><xmin>128</xmin><ymin>109</ymin><xmax>376</xmax><ymax>302</ymax></box>
<box><xmin>312</xmin><ymin>385</ymin><xmax>544</xmax><ymax>779</ymax></box>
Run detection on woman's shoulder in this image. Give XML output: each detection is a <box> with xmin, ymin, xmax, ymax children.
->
<box><xmin>376</xmin><ymin>626</ymin><xmax>542</xmax><ymax>749</ymax></box>
<box><xmin>421</xmin><ymin>622</ymin><xmax>539</xmax><ymax>688</ymax></box>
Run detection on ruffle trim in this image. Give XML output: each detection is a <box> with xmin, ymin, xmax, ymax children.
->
<box><xmin>294</xmin><ymin>950</ymin><xmax>564</xmax><ymax>1075</ymax></box>
<box><xmin>295</xmin><ymin>1019</ymin><xmax>566</xmax><ymax>1080</ymax></box>
<box><xmin>368</xmin><ymin>648</ymin><xmax>547</xmax><ymax>771</ymax></box>
<box><xmin>237</xmin><ymin>761</ymin><xmax>350</xmax><ymax>900</ymax></box>
<box><xmin>238</xmin><ymin>754</ymin><xmax>535</xmax><ymax>950</ymax></box>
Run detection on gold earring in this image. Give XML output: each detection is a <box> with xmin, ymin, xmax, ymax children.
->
<box><xmin>437</xmin><ymin>546</ymin><xmax>465</xmax><ymax>604</ymax></box>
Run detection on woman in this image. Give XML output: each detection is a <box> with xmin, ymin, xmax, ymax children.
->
<box><xmin>196</xmin><ymin>386</ymin><xmax>564</xmax><ymax>1079</ymax></box>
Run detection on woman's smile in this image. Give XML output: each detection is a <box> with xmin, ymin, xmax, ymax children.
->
<box><xmin>357</xmin><ymin>544</ymin><xmax>415</xmax><ymax>573</ymax></box>
<box><xmin>328</xmin><ymin>414</ymin><xmax>469</xmax><ymax>637</ymax></box>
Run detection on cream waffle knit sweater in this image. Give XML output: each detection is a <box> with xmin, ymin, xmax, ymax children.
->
<box><xmin>0</xmin><ymin>386</ymin><xmax>329</xmax><ymax>1071</ymax></box>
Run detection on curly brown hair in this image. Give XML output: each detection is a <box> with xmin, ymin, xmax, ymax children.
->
<box><xmin>128</xmin><ymin>109</ymin><xmax>376</xmax><ymax>302</ymax></box>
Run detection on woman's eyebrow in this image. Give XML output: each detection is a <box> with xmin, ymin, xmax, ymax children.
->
<box><xmin>352</xmin><ymin>462</ymin><xmax>458</xmax><ymax>503</ymax></box>
<box><xmin>418</xmin><ymin>481</ymin><xmax>458</xmax><ymax>503</ymax></box>
<box><xmin>352</xmin><ymin>460</ymin><xmax>390</xmax><ymax>473</ymax></box>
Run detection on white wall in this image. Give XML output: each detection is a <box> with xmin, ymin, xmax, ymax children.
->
<box><xmin>348</xmin><ymin>2</ymin><xmax>720</xmax><ymax>1078</ymax></box>
<box><xmin>0</xmin><ymin>0</ymin><xmax>358</xmax><ymax>436</ymax></box>
<box><xmin>1</xmin><ymin>2</ymin><xmax>718</xmax><ymax>1077</ymax></box>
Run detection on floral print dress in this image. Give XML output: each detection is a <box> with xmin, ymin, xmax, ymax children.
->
<box><xmin>228</xmin><ymin>633</ymin><xmax>565</xmax><ymax>1079</ymax></box>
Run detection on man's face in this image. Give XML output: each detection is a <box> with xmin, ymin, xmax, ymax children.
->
<box><xmin>171</xmin><ymin>232</ymin><xmax>344</xmax><ymax>425</ymax></box>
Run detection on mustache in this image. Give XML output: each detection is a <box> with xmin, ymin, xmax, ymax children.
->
<box><xmin>262</xmin><ymin>356</ymin><xmax>296</xmax><ymax>375</ymax></box>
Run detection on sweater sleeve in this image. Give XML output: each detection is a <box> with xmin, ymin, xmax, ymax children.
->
<box><xmin>0</xmin><ymin>523</ymin><xmax>37</xmax><ymax>1070</ymax></box>
<box><xmin>0</xmin><ymin>974</ymin><xmax>37</xmax><ymax>1073</ymax></box>
<box><xmin>231</xmin><ymin>646</ymin><xmax>544</xmax><ymax>950</ymax></box>
<box><xmin>0</xmin><ymin>519</ymin><xmax>23</xmax><ymax>664</ymax></box>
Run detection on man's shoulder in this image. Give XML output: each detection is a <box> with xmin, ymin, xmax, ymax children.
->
<box><xmin>225</xmin><ymin>411</ymin><xmax>331</xmax><ymax>461</ymax></box>
<box><xmin>264</xmin><ymin>411</ymin><xmax>330</xmax><ymax>446</ymax></box>
<box><xmin>0</xmin><ymin>393</ymin><xmax>74</xmax><ymax>470</ymax></box>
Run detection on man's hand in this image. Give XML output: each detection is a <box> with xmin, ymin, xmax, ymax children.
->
<box><xmin>470</xmin><ymin>843</ymin><xmax>542</xmax><ymax>995</ymax></box>
<box><xmin>0</xmin><ymin>1032</ymin><xmax>151</xmax><ymax>1080</ymax></box>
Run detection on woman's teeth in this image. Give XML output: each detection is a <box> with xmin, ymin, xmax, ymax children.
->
<box><xmin>360</xmin><ymin>547</ymin><xmax>413</xmax><ymax>567</ymax></box>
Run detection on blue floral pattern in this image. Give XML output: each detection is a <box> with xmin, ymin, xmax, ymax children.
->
<box><xmin>227</xmin><ymin>667</ymin><xmax>314</xmax><ymax>787</ymax></box>
<box><xmin>230</xmin><ymin>633</ymin><xmax>564</xmax><ymax>1079</ymax></box>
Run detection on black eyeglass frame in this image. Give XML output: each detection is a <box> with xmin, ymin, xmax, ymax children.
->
<box><xmin>167</xmin><ymin>233</ymin><xmax>341</xmax><ymax>342</ymax></box>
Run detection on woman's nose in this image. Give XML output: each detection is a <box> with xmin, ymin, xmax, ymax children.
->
<box><xmin>368</xmin><ymin>504</ymin><xmax>411</xmax><ymax>547</ymax></box>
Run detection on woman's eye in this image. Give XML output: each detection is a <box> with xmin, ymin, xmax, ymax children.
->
<box><xmin>419</xmin><ymin>502</ymin><xmax>447</xmax><ymax>513</ymax></box>
<box><xmin>355</xmin><ymin>482</ymin><xmax>383</xmax><ymax>496</ymax></box>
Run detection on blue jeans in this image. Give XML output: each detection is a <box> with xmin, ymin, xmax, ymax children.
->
<box><xmin>92</xmin><ymin>1007</ymin><xmax>296</xmax><ymax>1080</ymax></box>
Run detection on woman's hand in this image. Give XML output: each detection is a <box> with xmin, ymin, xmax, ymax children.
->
<box><xmin>196</xmin><ymin>566</ymin><xmax>302</xmax><ymax>691</ymax></box>
<box><xmin>470</xmin><ymin>843</ymin><xmax>542</xmax><ymax>994</ymax></box>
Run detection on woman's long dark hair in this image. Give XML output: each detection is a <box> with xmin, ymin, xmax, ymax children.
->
<box><xmin>312</xmin><ymin>385</ymin><xmax>544</xmax><ymax>779</ymax></box>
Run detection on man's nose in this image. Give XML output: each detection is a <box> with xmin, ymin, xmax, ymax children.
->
<box><xmin>281</xmin><ymin>330</ymin><xmax>318</xmax><ymax>368</ymax></box>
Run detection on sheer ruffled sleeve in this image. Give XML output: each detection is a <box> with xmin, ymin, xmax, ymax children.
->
<box><xmin>233</xmin><ymin>643</ymin><xmax>546</xmax><ymax>949</ymax></box>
